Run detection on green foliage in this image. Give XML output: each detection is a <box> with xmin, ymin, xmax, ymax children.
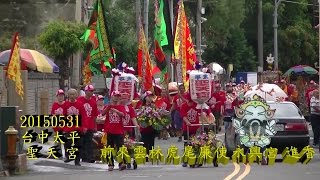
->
<box><xmin>0</xmin><ymin>32</ymin><xmax>13</xmax><ymax>52</ymax></box>
<box><xmin>242</xmin><ymin>0</ymin><xmax>318</xmax><ymax>72</ymax></box>
<box><xmin>104</xmin><ymin>0</ymin><xmax>137</xmax><ymax>67</ymax></box>
<box><xmin>38</xmin><ymin>20</ymin><xmax>86</xmax><ymax>88</ymax></box>
<box><xmin>38</xmin><ymin>20</ymin><xmax>86</xmax><ymax>59</ymax></box>
<box><xmin>202</xmin><ymin>0</ymin><xmax>256</xmax><ymax>72</ymax></box>
<box><xmin>0</xmin><ymin>32</ymin><xmax>41</xmax><ymax>52</ymax></box>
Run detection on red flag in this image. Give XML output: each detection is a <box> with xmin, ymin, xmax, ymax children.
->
<box><xmin>137</xmin><ymin>49</ymin><xmax>143</xmax><ymax>77</ymax></box>
<box><xmin>100</xmin><ymin>61</ymin><xmax>107</xmax><ymax>73</ymax></box>
<box><xmin>137</xmin><ymin>23</ymin><xmax>153</xmax><ymax>91</ymax></box>
<box><xmin>154</xmin><ymin>41</ymin><xmax>166</xmax><ymax>63</ymax></box>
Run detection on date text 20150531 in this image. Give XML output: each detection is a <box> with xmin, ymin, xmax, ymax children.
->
<box><xmin>20</xmin><ymin>115</ymin><xmax>80</xmax><ymax>128</ymax></box>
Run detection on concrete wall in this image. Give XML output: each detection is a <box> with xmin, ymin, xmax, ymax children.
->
<box><xmin>1</xmin><ymin>70</ymin><xmax>59</xmax><ymax>115</ymax></box>
<box><xmin>27</xmin><ymin>72</ymin><xmax>60</xmax><ymax>115</ymax></box>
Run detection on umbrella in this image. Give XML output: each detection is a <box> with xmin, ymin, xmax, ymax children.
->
<box><xmin>284</xmin><ymin>65</ymin><xmax>318</xmax><ymax>76</ymax></box>
<box><xmin>208</xmin><ymin>62</ymin><xmax>224</xmax><ymax>74</ymax></box>
<box><xmin>244</xmin><ymin>83</ymin><xmax>288</xmax><ymax>101</ymax></box>
<box><xmin>0</xmin><ymin>49</ymin><xmax>59</xmax><ymax>73</ymax></box>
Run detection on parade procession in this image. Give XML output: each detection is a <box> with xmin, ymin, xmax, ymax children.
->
<box><xmin>1</xmin><ymin>0</ymin><xmax>320</xmax><ymax>180</ymax></box>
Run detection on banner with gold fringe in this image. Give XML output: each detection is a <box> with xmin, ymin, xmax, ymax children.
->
<box><xmin>137</xmin><ymin>21</ymin><xmax>153</xmax><ymax>92</ymax></box>
<box><xmin>82</xmin><ymin>53</ymin><xmax>92</xmax><ymax>85</ymax></box>
<box><xmin>6</xmin><ymin>32</ymin><xmax>24</xmax><ymax>100</ymax></box>
<box><xmin>173</xmin><ymin>0</ymin><xmax>196</xmax><ymax>90</ymax></box>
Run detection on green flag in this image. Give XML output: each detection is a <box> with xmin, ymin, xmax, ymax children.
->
<box><xmin>82</xmin><ymin>0</ymin><xmax>112</xmax><ymax>75</ymax></box>
<box><xmin>154</xmin><ymin>0</ymin><xmax>173</xmax><ymax>82</ymax></box>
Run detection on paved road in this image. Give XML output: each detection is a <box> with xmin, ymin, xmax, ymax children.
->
<box><xmin>3</xmin><ymin>125</ymin><xmax>319</xmax><ymax>180</ymax></box>
<box><xmin>4</xmin><ymin>163</ymin><xmax>320</xmax><ymax>180</ymax></box>
<box><xmin>3</xmin><ymin>133</ymin><xmax>320</xmax><ymax>180</ymax></box>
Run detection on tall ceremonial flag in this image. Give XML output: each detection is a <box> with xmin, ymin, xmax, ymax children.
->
<box><xmin>82</xmin><ymin>54</ymin><xmax>92</xmax><ymax>85</ymax></box>
<box><xmin>154</xmin><ymin>0</ymin><xmax>173</xmax><ymax>82</ymax></box>
<box><xmin>174</xmin><ymin>0</ymin><xmax>196</xmax><ymax>89</ymax></box>
<box><xmin>80</xmin><ymin>0</ymin><xmax>113</xmax><ymax>75</ymax></box>
<box><xmin>137</xmin><ymin>22</ymin><xmax>153</xmax><ymax>91</ymax></box>
<box><xmin>6</xmin><ymin>32</ymin><xmax>24</xmax><ymax>100</ymax></box>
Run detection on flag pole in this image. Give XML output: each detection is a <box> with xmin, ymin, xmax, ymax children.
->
<box><xmin>6</xmin><ymin>32</ymin><xmax>19</xmax><ymax>79</ymax></box>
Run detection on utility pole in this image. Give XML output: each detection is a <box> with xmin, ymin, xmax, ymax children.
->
<box><xmin>143</xmin><ymin>0</ymin><xmax>149</xmax><ymax>45</ymax></box>
<box><xmin>274</xmin><ymin>0</ymin><xmax>313</xmax><ymax>71</ymax></box>
<box><xmin>258</xmin><ymin>0</ymin><xmax>263</xmax><ymax>70</ymax></box>
<box><xmin>196</xmin><ymin>0</ymin><xmax>202</xmax><ymax>63</ymax></box>
<box><xmin>318</xmin><ymin>0</ymin><xmax>320</xmax><ymax>100</ymax></box>
<box><xmin>168</xmin><ymin>0</ymin><xmax>174</xmax><ymax>82</ymax></box>
<box><xmin>136</xmin><ymin>0</ymin><xmax>141</xmax><ymax>38</ymax></box>
<box><xmin>274</xmin><ymin>0</ymin><xmax>281</xmax><ymax>71</ymax></box>
<box><xmin>73</xmin><ymin>0</ymin><xmax>83</xmax><ymax>87</ymax></box>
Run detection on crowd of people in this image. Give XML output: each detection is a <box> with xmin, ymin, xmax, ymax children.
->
<box><xmin>50</xmin><ymin>79</ymin><xmax>320</xmax><ymax>171</ymax></box>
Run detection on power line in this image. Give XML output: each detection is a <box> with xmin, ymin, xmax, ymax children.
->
<box><xmin>281</xmin><ymin>0</ymin><xmax>313</xmax><ymax>6</ymax></box>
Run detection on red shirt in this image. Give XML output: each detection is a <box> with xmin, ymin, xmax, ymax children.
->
<box><xmin>123</xmin><ymin>105</ymin><xmax>136</xmax><ymax>132</ymax></box>
<box><xmin>172</xmin><ymin>94</ymin><xmax>186</xmax><ymax>112</ymax></box>
<box><xmin>135</xmin><ymin>100</ymin><xmax>143</xmax><ymax>109</ymax></box>
<box><xmin>104</xmin><ymin>105</ymin><xmax>126</xmax><ymax>135</ymax></box>
<box><xmin>97</xmin><ymin>105</ymin><xmax>106</xmax><ymax>131</ymax></box>
<box><xmin>208</xmin><ymin>91</ymin><xmax>225</xmax><ymax>112</ymax></box>
<box><xmin>180</xmin><ymin>102</ymin><xmax>211</xmax><ymax>134</ymax></box>
<box><xmin>222</xmin><ymin>93</ymin><xmax>238</xmax><ymax>117</ymax></box>
<box><xmin>77</xmin><ymin>96</ymin><xmax>98</xmax><ymax>130</ymax></box>
<box><xmin>51</xmin><ymin>102</ymin><xmax>65</xmax><ymax>132</ymax></box>
<box><xmin>306</xmin><ymin>88</ymin><xmax>316</xmax><ymax>107</ymax></box>
<box><xmin>155</xmin><ymin>97</ymin><xmax>171</xmax><ymax>111</ymax></box>
<box><xmin>64</xmin><ymin>100</ymin><xmax>85</xmax><ymax>132</ymax></box>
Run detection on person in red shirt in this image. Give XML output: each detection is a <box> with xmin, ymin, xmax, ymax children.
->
<box><xmin>122</xmin><ymin>103</ymin><xmax>139</xmax><ymax>139</ymax></box>
<box><xmin>77</xmin><ymin>84</ymin><xmax>98</xmax><ymax>163</ymax></box>
<box><xmin>170</xmin><ymin>84</ymin><xmax>187</xmax><ymax>142</ymax></box>
<box><xmin>306</xmin><ymin>81</ymin><xmax>318</xmax><ymax>111</ymax></box>
<box><xmin>139</xmin><ymin>91</ymin><xmax>157</xmax><ymax>156</ymax></box>
<box><xmin>96</xmin><ymin>95</ymin><xmax>106</xmax><ymax>131</ymax></box>
<box><xmin>51</xmin><ymin>89</ymin><xmax>66</xmax><ymax>133</ymax></box>
<box><xmin>155</xmin><ymin>89</ymin><xmax>171</xmax><ymax>140</ymax></box>
<box><xmin>50</xmin><ymin>89</ymin><xmax>65</xmax><ymax>161</ymax></box>
<box><xmin>180</xmin><ymin>93</ymin><xmax>214</xmax><ymax>167</ymax></box>
<box><xmin>222</xmin><ymin>84</ymin><xmax>239</xmax><ymax>131</ymax></box>
<box><xmin>208</xmin><ymin>84</ymin><xmax>225</xmax><ymax>132</ymax></box>
<box><xmin>155</xmin><ymin>89</ymin><xmax>172</xmax><ymax>111</ymax></box>
<box><xmin>102</xmin><ymin>91</ymin><xmax>127</xmax><ymax>171</ymax></box>
<box><xmin>63</xmin><ymin>88</ymin><xmax>85</xmax><ymax>165</ymax></box>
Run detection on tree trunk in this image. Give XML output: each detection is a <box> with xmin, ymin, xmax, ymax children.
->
<box><xmin>56</xmin><ymin>57</ymin><xmax>69</xmax><ymax>89</ymax></box>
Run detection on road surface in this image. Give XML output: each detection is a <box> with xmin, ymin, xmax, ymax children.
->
<box><xmin>2</xmin><ymin>125</ymin><xmax>320</xmax><ymax>180</ymax></box>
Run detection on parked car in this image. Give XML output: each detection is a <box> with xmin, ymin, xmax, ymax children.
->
<box><xmin>225</xmin><ymin>101</ymin><xmax>310</xmax><ymax>155</ymax></box>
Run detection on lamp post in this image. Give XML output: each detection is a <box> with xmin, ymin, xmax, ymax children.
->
<box><xmin>196</xmin><ymin>0</ymin><xmax>203</xmax><ymax>63</ymax></box>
